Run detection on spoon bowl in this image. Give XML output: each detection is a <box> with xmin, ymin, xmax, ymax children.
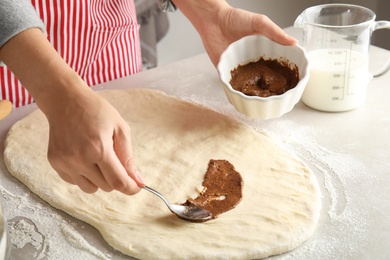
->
<box><xmin>143</xmin><ymin>186</ymin><xmax>212</xmax><ymax>222</ymax></box>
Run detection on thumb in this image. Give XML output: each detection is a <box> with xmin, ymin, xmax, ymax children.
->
<box><xmin>252</xmin><ymin>14</ymin><xmax>297</xmax><ymax>45</ymax></box>
<box><xmin>114</xmin><ymin>125</ymin><xmax>146</xmax><ymax>188</ymax></box>
<box><xmin>125</xmin><ymin>156</ymin><xmax>146</xmax><ymax>188</ymax></box>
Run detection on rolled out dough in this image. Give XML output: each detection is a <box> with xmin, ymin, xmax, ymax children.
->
<box><xmin>4</xmin><ymin>89</ymin><xmax>321</xmax><ymax>259</ymax></box>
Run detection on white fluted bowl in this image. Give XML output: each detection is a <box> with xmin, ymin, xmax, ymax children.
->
<box><xmin>217</xmin><ymin>35</ymin><xmax>310</xmax><ymax>119</ymax></box>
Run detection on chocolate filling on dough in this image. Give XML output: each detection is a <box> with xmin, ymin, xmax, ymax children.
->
<box><xmin>182</xmin><ymin>159</ymin><xmax>244</xmax><ymax>221</ymax></box>
<box><xmin>229</xmin><ymin>57</ymin><xmax>299</xmax><ymax>97</ymax></box>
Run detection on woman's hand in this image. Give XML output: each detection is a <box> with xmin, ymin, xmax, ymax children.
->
<box><xmin>0</xmin><ymin>28</ymin><xmax>145</xmax><ymax>194</ymax></box>
<box><xmin>174</xmin><ymin>0</ymin><xmax>297</xmax><ymax>66</ymax></box>
<box><xmin>46</xmin><ymin>87</ymin><xmax>145</xmax><ymax>194</ymax></box>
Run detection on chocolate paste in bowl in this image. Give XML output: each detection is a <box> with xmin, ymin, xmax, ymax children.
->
<box><xmin>229</xmin><ymin>57</ymin><xmax>299</xmax><ymax>97</ymax></box>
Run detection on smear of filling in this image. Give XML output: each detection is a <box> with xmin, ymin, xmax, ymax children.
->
<box><xmin>229</xmin><ymin>57</ymin><xmax>299</xmax><ymax>97</ymax></box>
<box><xmin>182</xmin><ymin>159</ymin><xmax>244</xmax><ymax>221</ymax></box>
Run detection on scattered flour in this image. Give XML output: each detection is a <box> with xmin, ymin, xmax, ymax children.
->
<box><xmin>0</xmin><ymin>180</ymin><xmax>123</xmax><ymax>259</ymax></box>
<box><xmin>9</xmin><ymin>218</ymin><xmax>44</xmax><ymax>250</ymax></box>
<box><xmin>257</xmin><ymin>120</ymin><xmax>374</xmax><ymax>259</ymax></box>
<box><xmin>60</xmin><ymin>224</ymin><xmax>109</xmax><ymax>260</ymax></box>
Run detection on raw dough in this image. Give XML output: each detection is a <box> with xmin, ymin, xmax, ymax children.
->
<box><xmin>4</xmin><ymin>89</ymin><xmax>321</xmax><ymax>259</ymax></box>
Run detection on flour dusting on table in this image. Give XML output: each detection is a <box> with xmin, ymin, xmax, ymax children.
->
<box><xmin>255</xmin><ymin>120</ymin><xmax>373</xmax><ymax>259</ymax></box>
<box><xmin>0</xmin><ymin>183</ymin><xmax>114</xmax><ymax>259</ymax></box>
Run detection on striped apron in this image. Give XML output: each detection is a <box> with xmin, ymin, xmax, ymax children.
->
<box><xmin>0</xmin><ymin>0</ymin><xmax>142</xmax><ymax>107</ymax></box>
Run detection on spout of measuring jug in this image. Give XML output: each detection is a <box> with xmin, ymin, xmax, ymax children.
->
<box><xmin>294</xmin><ymin>12</ymin><xmax>307</xmax><ymax>29</ymax></box>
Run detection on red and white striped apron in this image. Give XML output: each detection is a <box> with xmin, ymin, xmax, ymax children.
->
<box><xmin>0</xmin><ymin>0</ymin><xmax>142</xmax><ymax>107</ymax></box>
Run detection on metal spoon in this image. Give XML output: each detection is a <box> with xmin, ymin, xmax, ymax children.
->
<box><xmin>143</xmin><ymin>186</ymin><xmax>213</xmax><ymax>222</ymax></box>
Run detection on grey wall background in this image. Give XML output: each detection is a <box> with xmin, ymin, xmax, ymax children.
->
<box><xmin>157</xmin><ymin>0</ymin><xmax>390</xmax><ymax>66</ymax></box>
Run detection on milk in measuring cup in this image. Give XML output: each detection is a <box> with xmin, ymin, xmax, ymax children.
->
<box><xmin>302</xmin><ymin>49</ymin><xmax>371</xmax><ymax>112</ymax></box>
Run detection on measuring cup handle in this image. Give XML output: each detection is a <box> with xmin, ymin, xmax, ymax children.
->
<box><xmin>374</xmin><ymin>20</ymin><xmax>390</xmax><ymax>30</ymax></box>
<box><xmin>372</xmin><ymin>21</ymin><xmax>390</xmax><ymax>78</ymax></box>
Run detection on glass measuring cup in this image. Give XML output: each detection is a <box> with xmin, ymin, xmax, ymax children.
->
<box><xmin>294</xmin><ymin>4</ymin><xmax>390</xmax><ymax>112</ymax></box>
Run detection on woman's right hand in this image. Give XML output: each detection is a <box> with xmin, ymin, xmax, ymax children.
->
<box><xmin>45</xmin><ymin>85</ymin><xmax>145</xmax><ymax>194</ymax></box>
<box><xmin>0</xmin><ymin>28</ymin><xmax>145</xmax><ymax>194</ymax></box>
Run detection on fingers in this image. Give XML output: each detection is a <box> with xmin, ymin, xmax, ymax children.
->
<box><xmin>97</xmin><ymin>151</ymin><xmax>142</xmax><ymax>195</ymax></box>
<box><xmin>55</xmin><ymin>163</ymin><xmax>115</xmax><ymax>193</ymax></box>
<box><xmin>54</xmin><ymin>148</ymin><xmax>142</xmax><ymax>195</ymax></box>
<box><xmin>49</xmin><ymin>126</ymin><xmax>143</xmax><ymax>195</ymax></box>
<box><xmin>252</xmin><ymin>14</ymin><xmax>297</xmax><ymax>45</ymax></box>
<box><xmin>93</xmin><ymin>122</ymin><xmax>144</xmax><ymax>195</ymax></box>
<box><xmin>112</xmin><ymin>125</ymin><xmax>146</xmax><ymax>188</ymax></box>
<box><xmin>56</xmin><ymin>169</ymin><xmax>99</xmax><ymax>194</ymax></box>
<box><xmin>124</xmin><ymin>157</ymin><xmax>146</xmax><ymax>188</ymax></box>
<box><xmin>55</xmin><ymin>159</ymin><xmax>139</xmax><ymax>195</ymax></box>
<box><xmin>44</xmin><ymin>89</ymin><xmax>144</xmax><ymax>195</ymax></box>
<box><xmin>224</xmin><ymin>8</ymin><xmax>297</xmax><ymax>45</ymax></box>
<box><xmin>71</xmin><ymin>175</ymin><xmax>99</xmax><ymax>194</ymax></box>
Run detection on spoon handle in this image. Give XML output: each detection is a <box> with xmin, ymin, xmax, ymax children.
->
<box><xmin>143</xmin><ymin>186</ymin><xmax>173</xmax><ymax>211</ymax></box>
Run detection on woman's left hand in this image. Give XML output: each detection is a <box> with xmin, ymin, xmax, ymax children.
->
<box><xmin>173</xmin><ymin>0</ymin><xmax>297</xmax><ymax>66</ymax></box>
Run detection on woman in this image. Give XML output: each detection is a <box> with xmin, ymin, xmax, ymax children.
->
<box><xmin>0</xmin><ymin>0</ymin><xmax>296</xmax><ymax>195</ymax></box>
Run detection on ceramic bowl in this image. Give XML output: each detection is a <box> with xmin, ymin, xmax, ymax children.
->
<box><xmin>217</xmin><ymin>35</ymin><xmax>310</xmax><ymax>119</ymax></box>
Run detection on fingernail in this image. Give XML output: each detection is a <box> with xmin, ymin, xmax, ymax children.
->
<box><xmin>288</xmin><ymin>35</ymin><xmax>298</xmax><ymax>43</ymax></box>
<box><xmin>135</xmin><ymin>170</ymin><xmax>146</xmax><ymax>187</ymax></box>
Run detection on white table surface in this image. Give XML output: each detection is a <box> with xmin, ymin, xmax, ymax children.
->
<box><xmin>0</xmin><ymin>27</ymin><xmax>389</xmax><ymax>259</ymax></box>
